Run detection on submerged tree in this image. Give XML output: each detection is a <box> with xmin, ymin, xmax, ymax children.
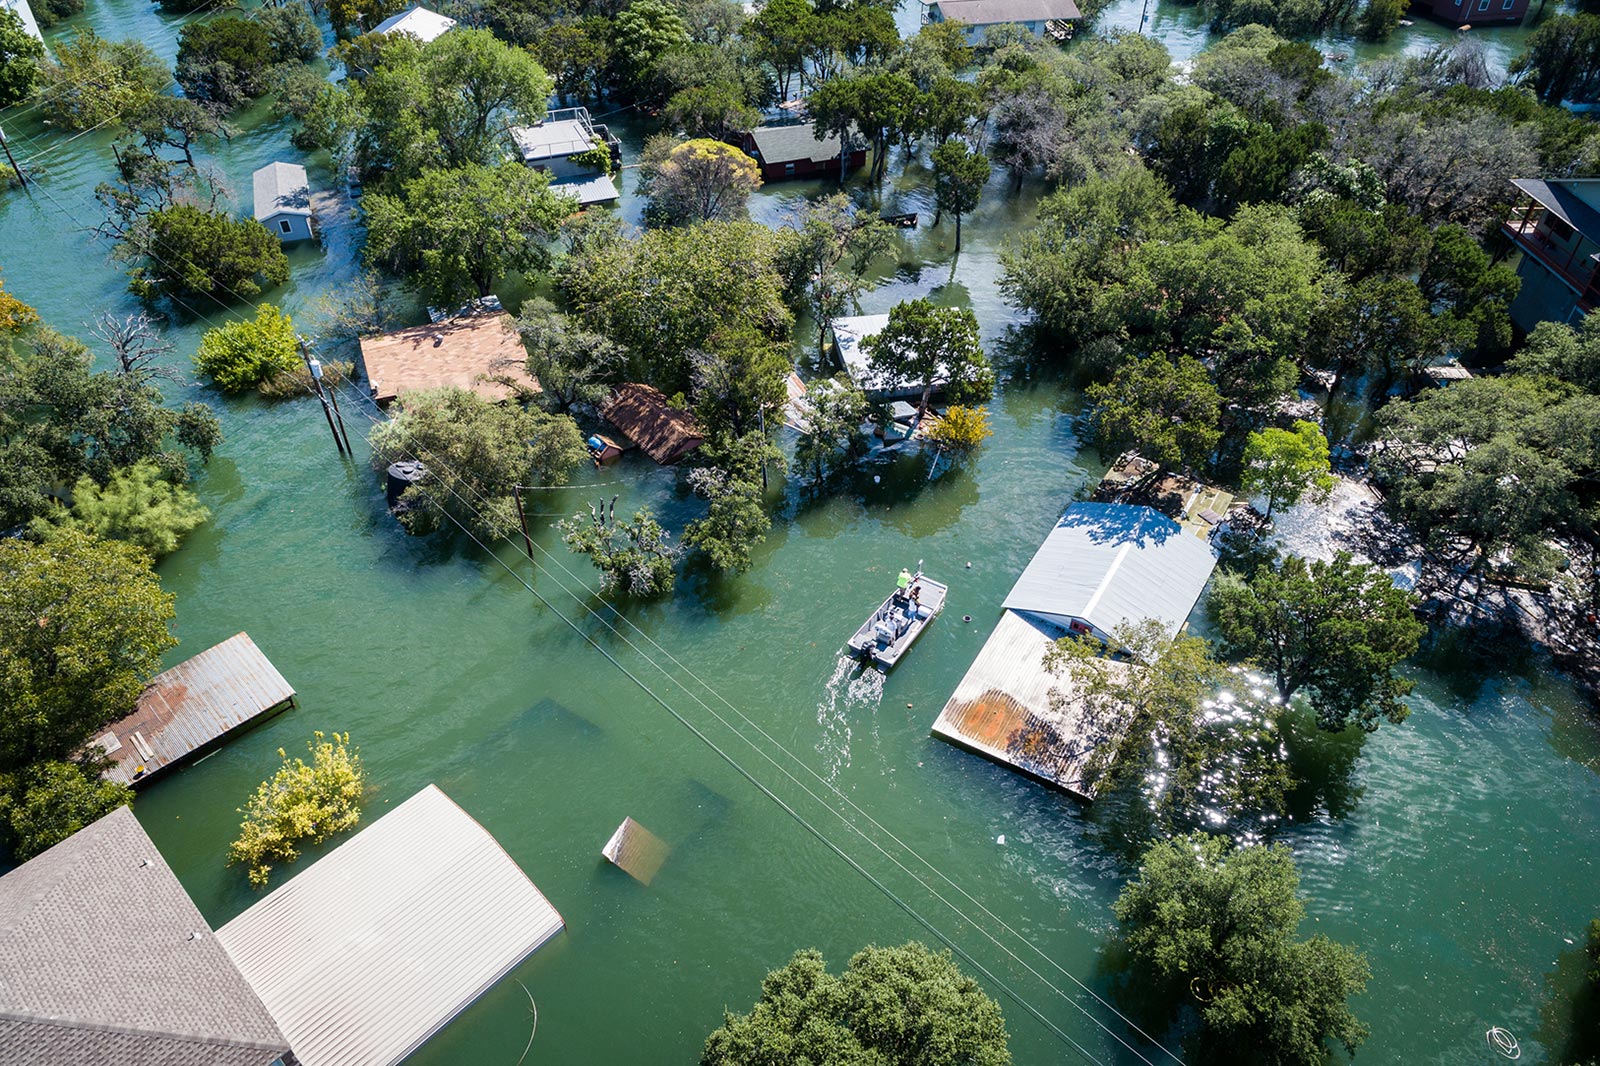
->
<box><xmin>794</xmin><ymin>374</ymin><xmax>869</xmax><ymax>480</ymax></box>
<box><xmin>560</xmin><ymin>505</ymin><xmax>681</xmax><ymax>596</ymax></box>
<box><xmin>931</xmin><ymin>138</ymin><xmax>991</xmax><ymax>252</ymax></box>
<box><xmin>193</xmin><ymin>303</ymin><xmax>300</xmax><ymax>393</ymax></box>
<box><xmin>701</xmin><ymin>942</ymin><xmax>1011</xmax><ymax>1066</ymax></box>
<box><xmin>1086</xmin><ymin>354</ymin><xmax>1221</xmax><ymax>475</ymax></box>
<box><xmin>1240</xmin><ymin>420</ymin><xmax>1334</xmax><ymax>521</ymax></box>
<box><xmin>863</xmin><ymin>299</ymin><xmax>993</xmax><ymax>422</ymax></box>
<box><xmin>1210</xmin><ymin>551</ymin><xmax>1424</xmax><ymax>733</ymax></box>
<box><xmin>0</xmin><ymin>9</ymin><xmax>45</xmax><ymax>109</ymax></box>
<box><xmin>37</xmin><ymin>460</ymin><xmax>211</xmax><ymax>556</ymax></box>
<box><xmin>510</xmin><ymin>298</ymin><xmax>624</xmax><ymax>413</ymax></box>
<box><xmin>229</xmin><ymin>732</ymin><xmax>365</xmax><ymax>887</ymax></box>
<box><xmin>639</xmin><ymin>136</ymin><xmax>762</xmax><ymax>225</ymax></box>
<box><xmin>1116</xmin><ymin>833</ymin><xmax>1370</xmax><ymax>1066</ymax></box>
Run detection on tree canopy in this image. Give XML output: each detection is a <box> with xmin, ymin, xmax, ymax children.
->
<box><xmin>864</xmin><ymin>299</ymin><xmax>993</xmax><ymax>421</ymax></box>
<box><xmin>1241</xmin><ymin>420</ymin><xmax>1334</xmax><ymax>520</ymax></box>
<box><xmin>1116</xmin><ymin>833</ymin><xmax>1370</xmax><ymax>1066</ymax></box>
<box><xmin>0</xmin><ymin>8</ymin><xmax>44</xmax><ymax>108</ymax></box>
<box><xmin>701</xmin><ymin>942</ymin><xmax>1011</xmax><ymax>1066</ymax></box>
<box><xmin>229</xmin><ymin>732</ymin><xmax>365</xmax><ymax>887</ymax></box>
<box><xmin>639</xmin><ymin>137</ymin><xmax>762</xmax><ymax>225</ymax></box>
<box><xmin>1210</xmin><ymin>551</ymin><xmax>1425</xmax><ymax>733</ymax></box>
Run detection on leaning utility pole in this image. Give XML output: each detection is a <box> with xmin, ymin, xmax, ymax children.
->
<box><xmin>300</xmin><ymin>339</ymin><xmax>348</xmax><ymax>457</ymax></box>
<box><xmin>0</xmin><ymin>126</ymin><xmax>27</xmax><ymax>188</ymax></box>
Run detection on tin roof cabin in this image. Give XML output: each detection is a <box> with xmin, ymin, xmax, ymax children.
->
<box><xmin>742</xmin><ymin>121</ymin><xmax>866</xmax><ymax>182</ymax></box>
<box><xmin>253</xmin><ymin>161</ymin><xmax>313</xmax><ymax>243</ymax></box>
<box><xmin>919</xmin><ymin>0</ymin><xmax>1082</xmax><ymax>43</ymax></box>
<box><xmin>510</xmin><ymin>106</ymin><xmax>622</xmax><ymax>207</ymax></box>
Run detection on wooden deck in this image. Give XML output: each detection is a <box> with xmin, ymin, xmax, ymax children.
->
<box><xmin>97</xmin><ymin>633</ymin><xmax>296</xmax><ymax>786</ymax></box>
<box><xmin>601</xmin><ymin>817</ymin><xmax>669</xmax><ymax>885</ymax></box>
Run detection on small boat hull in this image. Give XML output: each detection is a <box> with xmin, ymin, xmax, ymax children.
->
<box><xmin>845</xmin><ymin>575</ymin><xmax>948</xmax><ymax>671</ymax></box>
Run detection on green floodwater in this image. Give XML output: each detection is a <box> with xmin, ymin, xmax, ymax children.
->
<box><xmin>3</xmin><ymin>2</ymin><xmax>1600</xmax><ymax>1063</ymax></box>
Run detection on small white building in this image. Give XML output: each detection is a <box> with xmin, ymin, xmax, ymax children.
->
<box><xmin>919</xmin><ymin>0</ymin><xmax>1082</xmax><ymax>43</ymax></box>
<box><xmin>509</xmin><ymin>106</ymin><xmax>621</xmax><ymax>207</ymax></box>
<box><xmin>370</xmin><ymin>3</ymin><xmax>456</xmax><ymax>41</ymax></box>
<box><xmin>0</xmin><ymin>0</ymin><xmax>42</xmax><ymax>41</ymax></box>
<box><xmin>252</xmin><ymin>161</ymin><xmax>313</xmax><ymax>243</ymax></box>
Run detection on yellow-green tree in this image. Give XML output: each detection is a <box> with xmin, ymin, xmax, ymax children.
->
<box><xmin>229</xmin><ymin>732</ymin><xmax>365</xmax><ymax>887</ymax></box>
<box><xmin>926</xmin><ymin>404</ymin><xmax>992</xmax><ymax>454</ymax></box>
<box><xmin>193</xmin><ymin>304</ymin><xmax>300</xmax><ymax>393</ymax></box>
<box><xmin>640</xmin><ymin>137</ymin><xmax>762</xmax><ymax>225</ymax></box>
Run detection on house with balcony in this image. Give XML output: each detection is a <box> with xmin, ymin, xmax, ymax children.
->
<box><xmin>918</xmin><ymin>0</ymin><xmax>1082</xmax><ymax>43</ymax></box>
<box><xmin>509</xmin><ymin>106</ymin><xmax>622</xmax><ymax>208</ymax></box>
<box><xmin>1410</xmin><ymin>0</ymin><xmax>1526</xmax><ymax>26</ymax></box>
<box><xmin>1502</xmin><ymin>177</ymin><xmax>1600</xmax><ymax>333</ymax></box>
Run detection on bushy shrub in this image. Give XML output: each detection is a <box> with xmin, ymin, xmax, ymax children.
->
<box><xmin>38</xmin><ymin>460</ymin><xmax>210</xmax><ymax>556</ymax></box>
<box><xmin>194</xmin><ymin>304</ymin><xmax>300</xmax><ymax>393</ymax></box>
<box><xmin>229</xmin><ymin>731</ymin><xmax>364</xmax><ymax>887</ymax></box>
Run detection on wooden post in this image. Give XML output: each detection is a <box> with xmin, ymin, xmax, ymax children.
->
<box><xmin>0</xmin><ymin>126</ymin><xmax>27</xmax><ymax>188</ymax></box>
<box><xmin>512</xmin><ymin>485</ymin><xmax>535</xmax><ymax>561</ymax></box>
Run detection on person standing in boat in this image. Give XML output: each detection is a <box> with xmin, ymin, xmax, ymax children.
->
<box><xmin>897</xmin><ymin>568</ymin><xmax>913</xmax><ymax>595</ymax></box>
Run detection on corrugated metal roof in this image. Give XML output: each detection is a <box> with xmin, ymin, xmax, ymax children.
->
<box><xmin>551</xmin><ymin>172</ymin><xmax>620</xmax><ymax>205</ymax></box>
<box><xmin>100</xmin><ymin>633</ymin><xmax>296</xmax><ymax>786</ymax></box>
<box><xmin>217</xmin><ymin>785</ymin><xmax>565</xmax><ymax>1066</ymax></box>
<box><xmin>601</xmin><ymin>817</ymin><xmax>669</xmax><ymax>885</ymax></box>
<box><xmin>927</xmin><ymin>0</ymin><xmax>1082</xmax><ymax>23</ymax></box>
<box><xmin>252</xmin><ymin>162</ymin><xmax>311</xmax><ymax>221</ymax></box>
<box><xmin>0</xmin><ymin>806</ymin><xmax>290</xmax><ymax>1065</ymax></box>
<box><xmin>931</xmin><ymin>610</ymin><xmax>1132</xmax><ymax>800</ymax></box>
<box><xmin>0</xmin><ymin>0</ymin><xmax>42</xmax><ymax>42</ymax></box>
<box><xmin>1001</xmin><ymin>503</ymin><xmax>1217</xmax><ymax>641</ymax></box>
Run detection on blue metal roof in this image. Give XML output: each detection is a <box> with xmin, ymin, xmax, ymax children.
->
<box><xmin>1001</xmin><ymin>503</ymin><xmax>1217</xmax><ymax>640</ymax></box>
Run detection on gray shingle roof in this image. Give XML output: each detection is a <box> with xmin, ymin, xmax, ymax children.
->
<box><xmin>0</xmin><ymin>806</ymin><xmax>290</xmax><ymax>1066</ymax></box>
<box><xmin>747</xmin><ymin>122</ymin><xmax>842</xmax><ymax>166</ymax></box>
<box><xmin>252</xmin><ymin>162</ymin><xmax>310</xmax><ymax>221</ymax></box>
<box><xmin>1001</xmin><ymin>502</ymin><xmax>1217</xmax><ymax>640</ymax></box>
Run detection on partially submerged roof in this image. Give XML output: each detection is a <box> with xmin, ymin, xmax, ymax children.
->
<box><xmin>601</xmin><ymin>817</ymin><xmax>669</xmax><ymax>885</ymax></box>
<box><xmin>370</xmin><ymin>4</ymin><xmax>456</xmax><ymax>40</ymax></box>
<box><xmin>599</xmin><ymin>383</ymin><xmax>705</xmax><ymax>465</ymax></box>
<box><xmin>932</xmin><ymin>610</ymin><xmax>1133</xmax><ymax>800</ymax></box>
<box><xmin>0</xmin><ymin>806</ymin><xmax>290</xmax><ymax>1066</ymax></box>
<box><xmin>1002</xmin><ymin>502</ymin><xmax>1217</xmax><ymax>640</ymax></box>
<box><xmin>1511</xmin><ymin>177</ymin><xmax>1600</xmax><ymax>240</ymax></box>
<box><xmin>927</xmin><ymin>0</ymin><xmax>1082</xmax><ymax>22</ymax></box>
<box><xmin>511</xmin><ymin>119</ymin><xmax>599</xmax><ymax>163</ymax></box>
<box><xmin>831</xmin><ymin>313</ymin><xmax>890</xmax><ymax>386</ymax></box>
<box><xmin>217</xmin><ymin>785</ymin><xmax>565</xmax><ymax>1066</ymax></box>
<box><xmin>98</xmin><ymin>632</ymin><xmax>296</xmax><ymax>786</ymax></box>
<box><xmin>552</xmin><ymin>172</ymin><xmax>620</xmax><ymax>206</ymax></box>
<box><xmin>359</xmin><ymin>312</ymin><xmax>537</xmax><ymax>406</ymax></box>
<box><xmin>252</xmin><ymin>162</ymin><xmax>310</xmax><ymax>221</ymax></box>
<box><xmin>747</xmin><ymin>122</ymin><xmax>842</xmax><ymax>166</ymax></box>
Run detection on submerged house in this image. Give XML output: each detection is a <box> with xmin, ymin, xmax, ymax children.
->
<box><xmin>253</xmin><ymin>162</ymin><xmax>313</xmax><ymax>243</ymax></box>
<box><xmin>1409</xmin><ymin>0</ymin><xmax>1526</xmax><ymax>25</ymax></box>
<box><xmin>599</xmin><ymin>383</ymin><xmax>704</xmax><ymax>465</ymax></box>
<box><xmin>1502</xmin><ymin>177</ymin><xmax>1600</xmax><ymax>332</ymax></box>
<box><xmin>0</xmin><ymin>785</ymin><xmax>566</xmax><ymax>1066</ymax></box>
<box><xmin>510</xmin><ymin>106</ymin><xmax>622</xmax><ymax>207</ymax></box>
<box><xmin>918</xmin><ymin>0</ymin><xmax>1082</xmax><ymax>43</ymax></box>
<box><xmin>370</xmin><ymin>4</ymin><xmax>456</xmax><ymax>40</ymax></box>
<box><xmin>742</xmin><ymin>121</ymin><xmax>865</xmax><ymax>182</ymax></box>
<box><xmin>930</xmin><ymin>503</ymin><xmax>1218</xmax><ymax>800</ymax></box>
<box><xmin>359</xmin><ymin>309</ymin><xmax>538</xmax><ymax>406</ymax></box>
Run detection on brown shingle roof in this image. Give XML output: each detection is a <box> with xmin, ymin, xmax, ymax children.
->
<box><xmin>359</xmin><ymin>312</ymin><xmax>538</xmax><ymax>406</ymax></box>
<box><xmin>0</xmin><ymin>807</ymin><xmax>290</xmax><ymax>1066</ymax></box>
<box><xmin>598</xmin><ymin>384</ymin><xmax>704</xmax><ymax>465</ymax></box>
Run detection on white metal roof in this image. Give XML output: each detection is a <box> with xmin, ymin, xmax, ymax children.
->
<box><xmin>831</xmin><ymin>314</ymin><xmax>890</xmax><ymax>387</ymax></box>
<box><xmin>1002</xmin><ymin>502</ymin><xmax>1217</xmax><ymax>640</ymax></box>
<box><xmin>925</xmin><ymin>0</ymin><xmax>1082</xmax><ymax>24</ymax></box>
<box><xmin>510</xmin><ymin>120</ymin><xmax>598</xmax><ymax>163</ymax></box>
<box><xmin>370</xmin><ymin>4</ymin><xmax>456</xmax><ymax>40</ymax></box>
<box><xmin>0</xmin><ymin>0</ymin><xmax>43</xmax><ymax>42</ymax></box>
<box><xmin>551</xmin><ymin>171</ymin><xmax>619</xmax><ymax>205</ymax></box>
<box><xmin>217</xmin><ymin>785</ymin><xmax>565</xmax><ymax>1066</ymax></box>
<box><xmin>252</xmin><ymin>162</ymin><xmax>311</xmax><ymax>221</ymax></box>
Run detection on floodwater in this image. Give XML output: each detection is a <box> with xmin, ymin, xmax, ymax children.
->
<box><xmin>2</xmin><ymin>1</ymin><xmax>1599</xmax><ymax>1063</ymax></box>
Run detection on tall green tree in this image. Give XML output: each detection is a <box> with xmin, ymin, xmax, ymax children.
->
<box><xmin>1116</xmin><ymin>833</ymin><xmax>1370</xmax><ymax>1066</ymax></box>
<box><xmin>0</xmin><ymin>530</ymin><xmax>176</xmax><ymax>774</ymax></box>
<box><xmin>35</xmin><ymin>30</ymin><xmax>169</xmax><ymax>131</ymax></box>
<box><xmin>1241</xmin><ymin>420</ymin><xmax>1334</xmax><ymax>521</ymax></box>
<box><xmin>1210</xmin><ymin>551</ymin><xmax>1425</xmax><ymax>732</ymax></box>
<box><xmin>0</xmin><ymin>760</ymin><xmax>132</xmax><ymax>861</ymax></box>
<box><xmin>1086</xmin><ymin>354</ymin><xmax>1221</xmax><ymax>474</ymax></box>
<box><xmin>364</xmin><ymin>162</ymin><xmax>568</xmax><ymax>305</ymax></box>
<box><xmin>0</xmin><ymin>9</ymin><xmax>45</xmax><ymax>109</ymax></box>
<box><xmin>39</xmin><ymin>460</ymin><xmax>211</xmax><ymax>557</ymax></box>
<box><xmin>610</xmin><ymin>0</ymin><xmax>689</xmax><ymax>97</ymax></box>
<box><xmin>701</xmin><ymin>942</ymin><xmax>1011</xmax><ymax>1066</ymax></box>
<box><xmin>511</xmin><ymin>298</ymin><xmax>624</xmax><ymax>414</ymax></box>
<box><xmin>863</xmin><ymin>299</ymin><xmax>994</xmax><ymax>422</ymax></box>
<box><xmin>683</xmin><ymin>435</ymin><xmax>773</xmax><ymax>574</ymax></box>
<box><xmin>795</xmin><ymin>374</ymin><xmax>869</xmax><ymax>480</ymax></box>
<box><xmin>367</xmin><ymin>387</ymin><xmax>586</xmax><ymax>540</ymax></box>
<box><xmin>121</xmin><ymin>205</ymin><xmax>290</xmax><ymax>303</ymax></box>
<box><xmin>932</xmin><ymin>138</ymin><xmax>991</xmax><ymax>252</ymax></box>
<box><xmin>1512</xmin><ymin>14</ymin><xmax>1600</xmax><ymax>105</ymax></box>
<box><xmin>809</xmin><ymin>69</ymin><xmax>919</xmax><ymax>182</ymax></box>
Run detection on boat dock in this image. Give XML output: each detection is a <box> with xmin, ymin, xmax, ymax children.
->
<box><xmin>97</xmin><ymin>632</ymin><xmax>296</xmax><ymax>786</ymax></box>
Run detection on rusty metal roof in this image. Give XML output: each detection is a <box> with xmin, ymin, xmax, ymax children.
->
<box><xmin>599</xmin><ymin>384</ymin><xmax>704</xmax><ymax>465</ymax></box>
<box><xmin>601</xmin><ymin>817</ymin><xmax>669</xmax><ymax>885</ymax></box>
<box><xmin>98</xmin><ymin>633</ymin><xmax>296</xmax><ymax>787</ymax></box>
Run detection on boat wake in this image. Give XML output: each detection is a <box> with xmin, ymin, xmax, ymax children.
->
<box><xmin>815</xmin><ymin>655</ymin><xmax>886</xmax><ymax>781</ymax></box>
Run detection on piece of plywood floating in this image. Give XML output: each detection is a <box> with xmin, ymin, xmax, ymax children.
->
<box><xmin>601</xmin><ymin>817</ymin><xmax>669</xmax><ymax>885</ymax></box>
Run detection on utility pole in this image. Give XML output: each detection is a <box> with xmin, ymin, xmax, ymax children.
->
<box><xmin>300</xmin><ymin>339</ymin><xmax>348</xmax><ymax>457</ymax></box>
<box><xmin>322</xmin><ymin>364</ymin><xmax>353</xmax><ymax>454</ymax></box>
<box><xmin>0</xmin><ymin>126</ymin><xmax>27</xmax><ymax>189</ymax></box>
<box><xmin>512</xmin><ymin>485</ymin><xmax>535</xmax><ymax>561</ymax></box>
<box><xmin>1138</xmin><ymin>0</ymin><xmax>1152</xmax><ymax>33</ymax></box>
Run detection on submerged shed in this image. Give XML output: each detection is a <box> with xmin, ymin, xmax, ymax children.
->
<box><xmin>252</xmin><ymin>162</ymin><xmax>313</xmax><ymax>243</ymax></box>
<box><xmin>599</xmin><ymin>383</ymin><xmax>705</xmax><ymax>464</ymax></box>
<box><xmin>98</xmin><ymin>632</ymin><xmax>295</xmax><ymax>786</ymax></box>
<box><xmin>217</xmin><ymin>785</ymin><xmax>565</xmax><ymax>1066</ymax></box>
<box><xmin>601</xmin><ymin>817</ymin><xmax>669</xmax><ymax>885</ymax></box>
<box><xmin>1001</xmin><ymin>502</ymin><xmax>1217</xmax><ymax>644</ymax></box>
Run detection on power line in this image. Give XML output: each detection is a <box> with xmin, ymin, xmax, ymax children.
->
<box><xmin>335</xmin><ymin>383</ymin><xmax>1183</xmax><ymax>1066</ymax></box>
